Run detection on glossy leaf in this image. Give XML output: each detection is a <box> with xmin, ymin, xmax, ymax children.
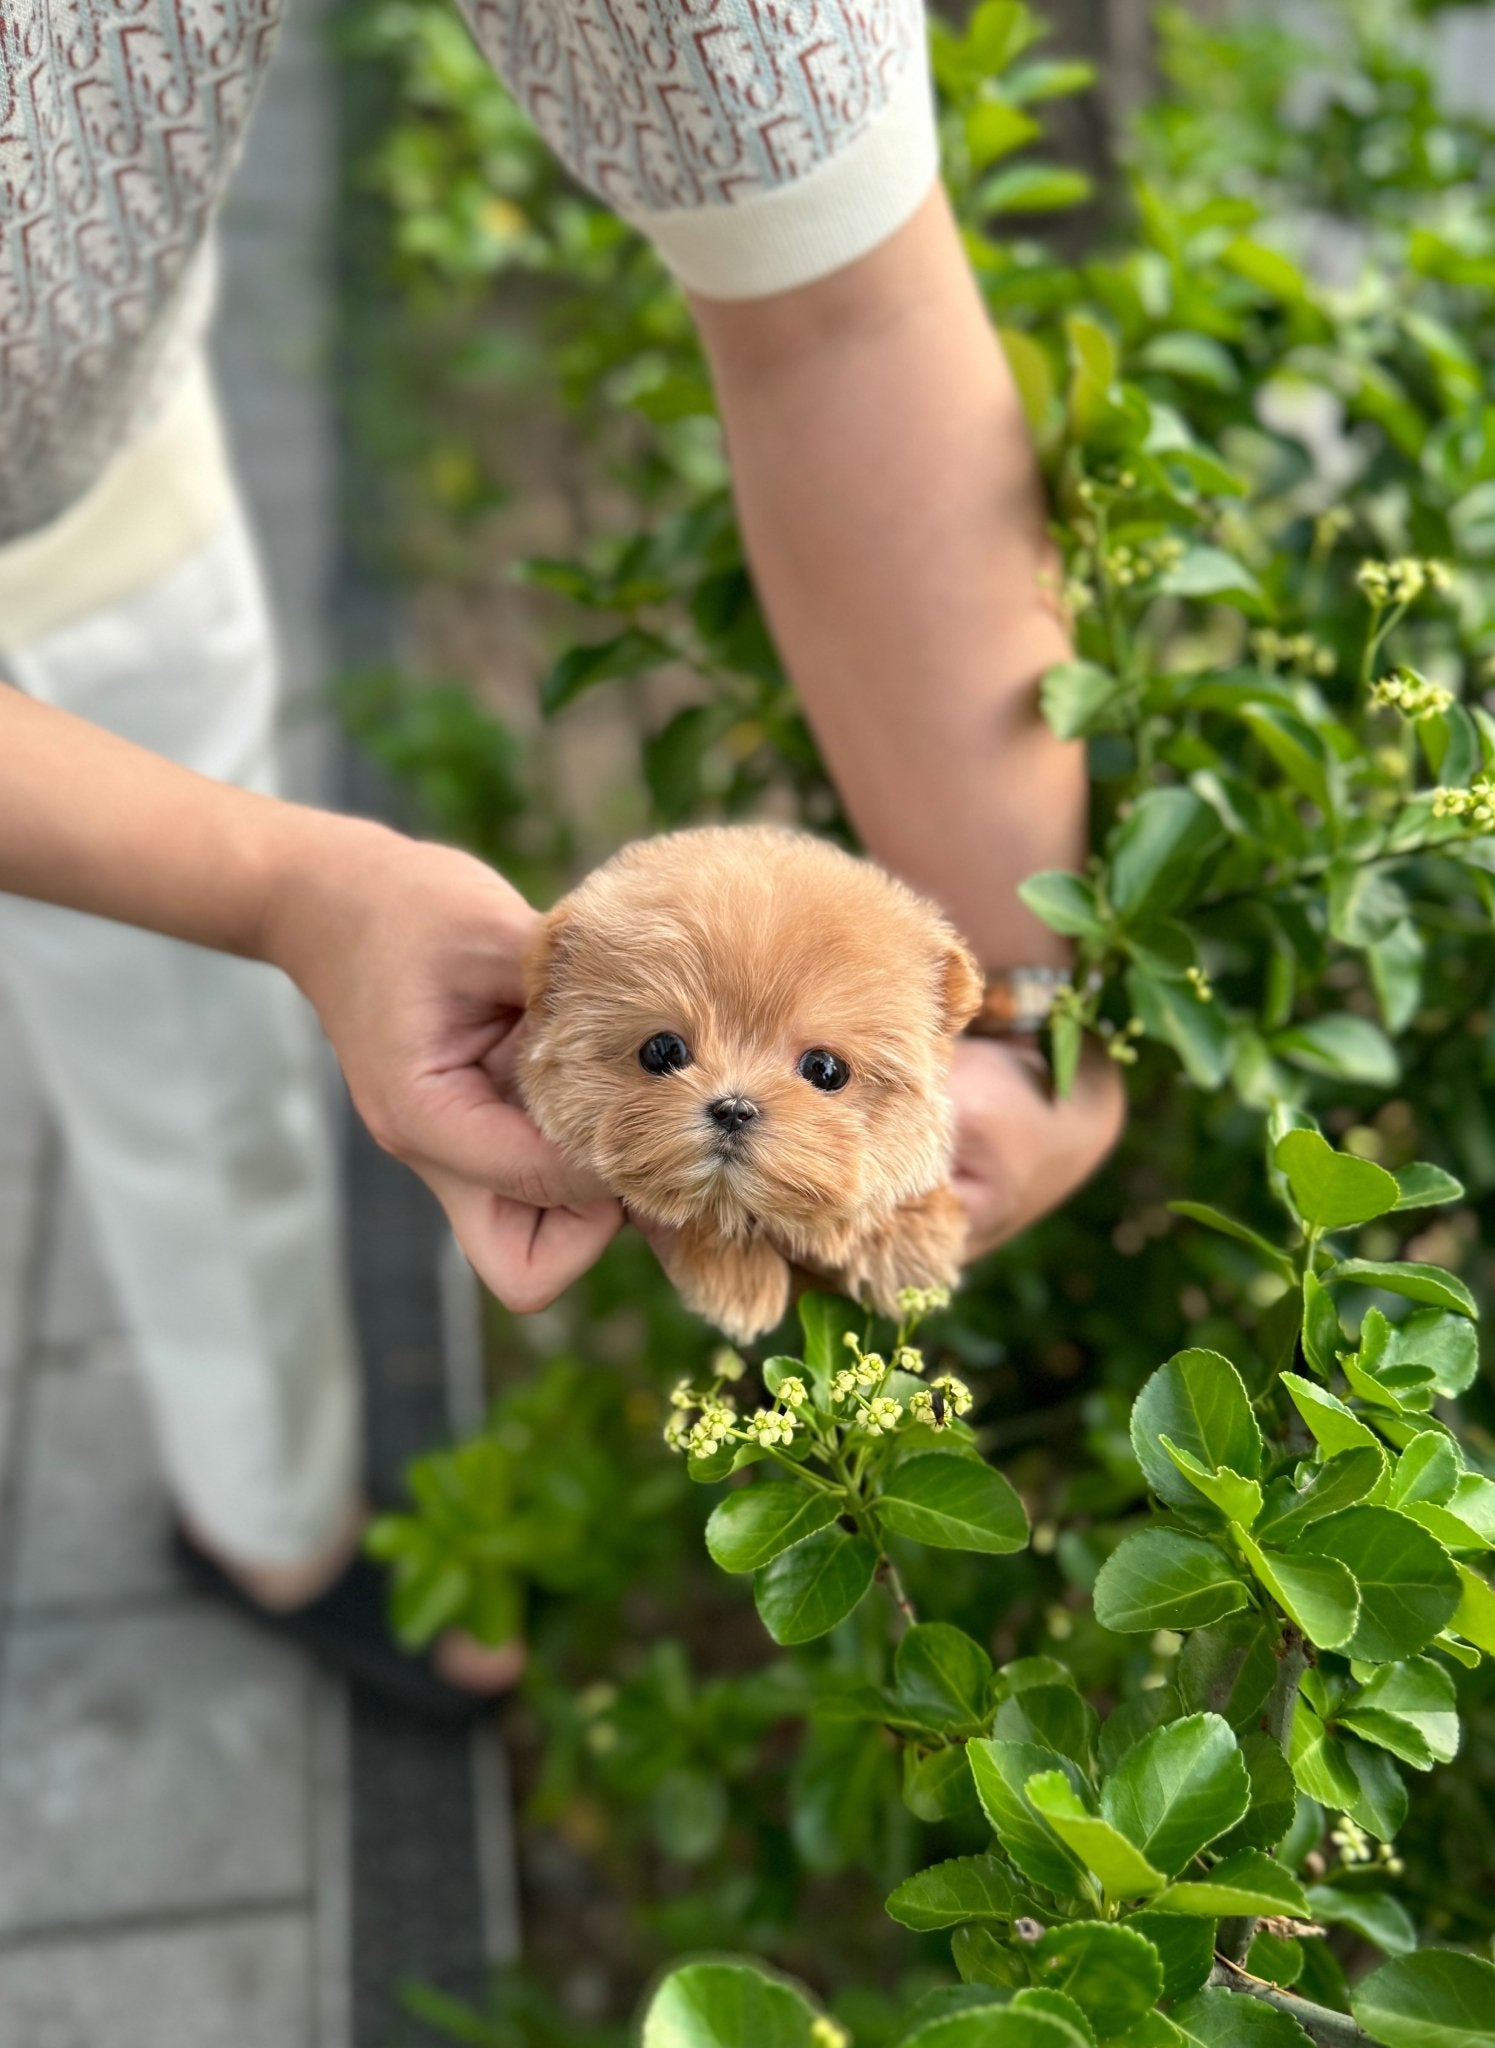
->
<box><xmin>1130</xmin><ymin>1350</ymin><xmax>1263</xmax><ymax>1512</ymax></box>
<box><xmin>967</xmin><ymin>1740</ymin><xmax>1090</xmax><ymax>1896</ymax></box>
<box><xmin>1236</xmin><ymin>1532</ymin><xmax>1361</xmax><ymax>1651</ymax></box>
<box><xmin>1148</xmin><ymin>1849</ymin><xmax>1311</xmax><ymax>1919</ymax></box>
<box><xmin>885</xmin><ymin>1855</ymin><xmax>1016</xmax><ymax>1932</ymax></box>
<box><xmin>1099</xmin><ymin>1712</ymin><xmax>1252</xmax><ymax>1876</ymax></box>
<box><xmin>1093</xmin><ymin>1530</ymin><xmax>1252</xmax><ymax>1634</ymax></box>
<box><xmin>1030</xmin><ymin>1922</ymin><xmax>1165</xmax><ymax>2037</ymax></box>
<box><xmin>878</xmin><ymin>1454</ymin><xmax>1029</xmax><ymax>1555</ymax></box>
<box><xmin>642</xmin><ymin>1962</ymin><xmax>821</xmax><ymax>2048</ymax></box>
<box><xmin>753</xmin><ymin>1527</ymin><xmax>876</xmax><ymax>1645</ymax></box>
<box><xmin>1328</xmin><ymin>1260</ymin><xmax>1477</xmax><ymax>1318</ymax></box>
<box><xmin>705</xmin><ymin>1485</ymin><xmax>840</xmax><ymax>1573</ymax></box>
<box><xmin>1274</xmin><ymin>1128</ymin><xmax>1400</xmax><ymax>1230</ymax></box>
<box><xmin>1024</xmin><ymin>1770</ymin><xmax>1167</xmax><ymax>1900</ymax></box>
<box><xmin>1171</xmin><ymin>1988</ymin><xmax>1313</xmax><ymax>2046</ymax></box>
<box><xmin>895</xmin><ymin>1623</ymin><xmax>994</xmax><ymax>1734</ymax></box>
<box><xmin>1351</xmin><ymin>1951</ymin><xmax>1495</xmax><ymax>2048</ymax></box>
<box><xmin>1300</xmin><ymin>1507</ymin><xmax>1461</xmax><ymax>1662</ymax></box>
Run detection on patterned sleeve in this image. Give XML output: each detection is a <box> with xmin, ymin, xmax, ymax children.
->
<box><xmin>456</xmin><ymin>0</ymin><xmax>937</xmax><ymax>299</ymax></box>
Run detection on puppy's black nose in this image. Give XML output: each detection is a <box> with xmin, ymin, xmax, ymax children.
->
<box><xmin>707</xmin><ymin>1096</ymin><xmax>758</xmax><ymax>1134</ymax></box>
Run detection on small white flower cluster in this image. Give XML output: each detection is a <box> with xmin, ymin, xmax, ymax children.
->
<box><xmin>1356</xmin><ymin>556</ymin><xmax>1453</xmax><ymax>606</ymax></box>
<box><xmin>909</xmin><ymin>1374</ymin><xmax>975</xmax><ymax>1428</ymax></box>
<box><xmin>810</xmin><ymin>2019</ymin><xmax>851</xmax><ymax>2048</ymax></box>
<box><xmin>1104</xmin><ymin>534</ymin><xmax>1186</xmax><ymax>589</ymax></box>
<box><xmin>663</xmin><ymin>1379</ymin><xmax>740</xmax><ymax>1456</ymax></box>
<box><xmin>860</xmin><ymin>1395</ymin><xmax>903</xmax><ymax>1436</ymax></box>
<box><xmin>1185</xmin><ymin>964</ymin><xmax>1213</xmax><ymax>1002</ymax></box>
<box><xmin>746</xmin><ymin>1406</ymin><xmax>798</xmax><ymax>1448</ymax></box>
<box><xmin>1108</xmin><ymin>1015</ymin><xmax>1148</xmax><ymax>1065</ymax></box>
<box><xmin>1432</xmin><ymin>774</ymin><xmax>1495</xmax><ymax>826</ymax></box>
<box><xmin>710</xmin><ymin>1346</ymin><xmax>747</xmax><ymax>1382</ymax></box>
<box><xmin>831</xmin><ymin>1336</ymin><xmax>886</xmax><ymax>1403</ymax></box>
<box><xmin>1330</xmin><ymin>1815</ymin><xmax>1403</xmax><ymax>1876</ymax></box>
<box><xmin>1370</xmin><ymin>667</ymin><xmax>1454</xmax><ymax>720</ymax></box>
<box><xmin>895</xmin><ymin>1285</ymin><xmax>952</xmax><ymax>1323</ymax></box>
<box><xmin>1250</xmin><ymin>626</ymin><xmax>1337</xmax><ymax>677</ymax></box>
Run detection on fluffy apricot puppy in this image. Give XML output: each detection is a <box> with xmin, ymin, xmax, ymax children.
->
<box><xmin>520</xmin><ymin>826</ymin><xmax>981</xmax><ymax>1342</ymax></box>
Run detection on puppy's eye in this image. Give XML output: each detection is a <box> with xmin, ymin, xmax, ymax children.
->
<box><xmin>639</xmin><ymin>1032</ymin><xmax>692</xmax><ymax>1076</ymax></box>
<box><xmin>798</xmin><ymin>1048</ymin><xmax>850</xmax><ymax>1092</ymax></box>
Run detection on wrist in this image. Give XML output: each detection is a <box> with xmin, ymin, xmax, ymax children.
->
<box><xmin>250</xmin><ymin>802</ymin><xmax>402</xmax><ymax>989</ymax></box>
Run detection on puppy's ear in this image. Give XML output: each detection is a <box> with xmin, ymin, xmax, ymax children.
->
<box><xmin>938</xmin><ymin>937</ymin><xmax>984</xmax><ymax>1036</ymax></box>
<box><xmin>523</xmin><ymin>903</ymin><xmax>577</xmax><ymax>1013</ymax></box>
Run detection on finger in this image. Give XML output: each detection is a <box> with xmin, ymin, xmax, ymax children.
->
<box><xmin>394</xmin><ymin>1070</ymin><xmax>613</xmax><ymax>1209</ymax></box>
<box><xmin>432</xmin><ymin>1173</ymin><xmax>624</xmax><ymax>1312</ymax></box>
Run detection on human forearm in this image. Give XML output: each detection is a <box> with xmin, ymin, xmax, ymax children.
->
<box><xmin>0</xmin><ymin>685</ymin><xmax>380</xmax><ymax>958</ymax></box>
<box><xmin>691</xmin><ymin>188</ymin><xmax>1083</xmax><ymax>969</ymax></box>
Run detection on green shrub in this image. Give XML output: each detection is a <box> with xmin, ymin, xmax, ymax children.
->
<box><xmin>349</xmin><ymin>2</ymin><xmax>1495</xmax><ymax>2038</ymax></box>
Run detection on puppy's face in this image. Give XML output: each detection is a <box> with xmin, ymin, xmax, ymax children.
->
<box><xmin>521</xmin><ymin>829</ymin><xmax>980</xmax><ymax>1237</ymax></box>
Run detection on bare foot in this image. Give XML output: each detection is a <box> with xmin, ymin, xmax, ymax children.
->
<box><xmin>180</xmin><ymin>1503</ymin><xmax>526</xmax><ymax>1696</ymax></box>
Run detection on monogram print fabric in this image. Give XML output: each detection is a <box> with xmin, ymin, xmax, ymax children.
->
<box><xmin>0</xmin><ymin>0</ymin><xmax>931</xmax><ymax>543</ymax></box>
<box><xmin>0</xmin><ymin>1</ymin><xmax>283</xmax><ymax>542</ymax></box>
<box><xmin>460</xmin><ymin>0</ymin><xmax>924</xmax><ymax>215</ymax></box>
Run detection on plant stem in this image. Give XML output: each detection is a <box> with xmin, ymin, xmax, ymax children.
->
<box><xmin>1208</xmin><ymin>1960</ymin><xmax>1376</xmax><ymax>2048</ymax></box>
<box><xmin>877</xmin><ymin>1553</ymin><xmax>918</xmax><ymax>1631</ymax></box>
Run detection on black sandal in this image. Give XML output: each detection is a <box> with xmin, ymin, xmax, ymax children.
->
<box><xmin>170</xmin><ymin>1523</ymin><xmax>518</xmax><ymax>1724</ymax></box>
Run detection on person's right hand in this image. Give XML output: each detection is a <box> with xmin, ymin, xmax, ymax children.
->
<box><xmin>260</xmin><ymin>815</ymin><xmax>623</xmax><ymax>1311</ymax></box>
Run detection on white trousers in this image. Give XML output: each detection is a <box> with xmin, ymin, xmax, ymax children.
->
<box><xmin>0</xmin><ymin>497</ymin><xmax>361</xmax><ymax>1566</ymax></box>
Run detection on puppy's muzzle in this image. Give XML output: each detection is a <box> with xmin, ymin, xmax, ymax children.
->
<box><xmin>706</xmin><ymin>1096</ymin><xmax>758</xmax><ymax>1138</ymax></box>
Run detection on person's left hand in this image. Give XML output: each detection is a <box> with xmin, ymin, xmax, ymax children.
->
<box><xmin>948</xmin><ymin>1033</ymin><xmax>1126</xmax><ymax>1260</ymax></box>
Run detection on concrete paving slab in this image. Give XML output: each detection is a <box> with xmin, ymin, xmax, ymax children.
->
<box><xmin>0</xmin><ymin>1911</ymin><xmax>312</xmax><ymax>2048</ymax></box>
<box><xmin>0</xmin><ymin>1606</ymin><xmax>310</xmax><ymax>1936</ymax></box>
<box><xmin>8</xmin><ymin>1337</ymin><xmax>174</xmax><ymax>1612</ymax></box>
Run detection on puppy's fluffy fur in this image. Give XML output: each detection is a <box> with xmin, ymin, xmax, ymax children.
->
<box><xmin>521</xmin><ymin>826</ymin><xmax>981</xmax><ymax>1342</ymax></box>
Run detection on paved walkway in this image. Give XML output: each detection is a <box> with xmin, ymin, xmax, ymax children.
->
<box><xmin>0</xmin><ymin>6</ymin><xmax>351</xmax><ymax>2041</ymax></box>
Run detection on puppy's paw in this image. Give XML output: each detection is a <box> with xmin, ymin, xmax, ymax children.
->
<box><xmin>837</xmin><ymin>1185</ymin><xmax>966</xmax><ymax>1319</ymax></box>
<box><xmin>664</xmin><ymin>1226</ymin><xmax>792</xmax><ymax>1344</ymax></box>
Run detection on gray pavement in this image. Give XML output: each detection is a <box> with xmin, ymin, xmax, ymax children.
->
<box><xmin>0</xmin><ymin>3</ymin><xmax>353</xmax><ymax>2041</ymax></box>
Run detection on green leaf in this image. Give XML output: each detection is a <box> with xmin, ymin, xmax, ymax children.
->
<box><xmin>797</xmin><ymin>1292</ymin><xmax>862</xmax><ymax>1400</ymax></box>
<box><xmin>1338</xmin><ymin>1655</ymin><xmax>1459</xmax><ymax>1769</ymax></box>
<box><xmin>1010</xmin><ymin>1991</ymin><xmax>1095</xmax><ymax>2046</ymax></box>
<box><xmin>1304</xmin><ymin>1883</ymin><xmax>1417</xmax><ymax>1955</ymax></box>
<box><xmin>1018</xmin><ymin>869</ymin><xmax>1107</xmax><ymax>939</ymax></box>
<box><xmin>1392</xmin><ymin>1162</ymin><xmax>1465</xmax><ymax>1210</ymax></box>
<box><xmin>1157</xmin><ymin>545</ymin><xmax>1262</xmax><ymax>605</ymax></box>
<box><xmin>1300</xmin><ymin>1506</ymin><xmax>1461</xmax><ymax>1662</ymax></box>
<box><xmin>642</xmin><ymin>1961</ymin><xmax>820</xmax><ymax>2048</ymax></box>
<box><xmin>1100</xmin><ymin>1712</ymin><xmax>1252</xmax><ymax>1876</ymax></box>
<box><xmin>1126</xmin><ymin>967</ymin><xmax>1233</xmax><ymax>1088</ymax></box>
<box><xmin>967</xmin><ymin>1740</ymin><xmax>1089</xmax><ymax>1896</ymax></box>
<box><xmin>904</xmin><ymin>1743</ymin><xmax>984</xmax><ymax>1823</ymax></box>
<box><xmin>1031</xmin><ymin>1922</ymin><xmax>1165</xmax><ymax>2037</ymax></box>
<box><xmin>1171</xmin><ymin>1988</ymin><xmax>1313</xmax><ymax>2046</ymax></box>
<box><xmin>1149</xmin><ymin>1849</ymin><xmax>1310</xmax><ymax>1919</ymax></box>
<box><xmin>1109</xmin><ymin>789</ymin><xmax>1225</xmax><ymax>923</ymax></box>
<box><xmin>1240</xmin><ymin>706</ymin><xmax>1334</xmax><ymax>810</ymax></box>
<box><xmin>1236</xmin><ymin>1532</ymin><xmax>1361</xmax><ymax>1651</ymax></box>
<box><xmin>1139</xmin><ymin>331</ymin><xmax>1240</xmax><ymax>392</ymax></box>
<box><xmin>1328</xmin><ymin>860</ymin><xmax>1410</xmax><ymax>948</ymax></box>
<box><xmin>993</xmin><ymin>1683</ymin><xmax>1097</xmax><ymax>1768</ymax></box>
<box><xmin>1024</xmin><ymin>1770</ymin><xmax>1167</xmax><ymax>1900</ymax></box>
<box><xmin>1217</xmin><ymin>1732</ymin><xmax>1298</xmax><ymax>1854</ymax></box>
<box><xmin>1040</xmin><ymin>660</ymin><xmax>1128</xmax><ymax>742</ymax></box>
<box><xmin>1351</xmin><ymin>1951</ymin><xmax>1495</xmax><ymax>2048</ymax></box>
<box><xmin>1131</xmin><ymin>1350</ymin><xmax>1263</xmax><ymax>1513</ymax></box>
<box><xmin>705</xmin><ymin>1485</ymin><xmax>839</xmax><ymax>1573</ymax></box>
<box><xmin>878</xmin><ymin>1454</ymin><xmax>1029</xmax><ymax>1555</ymax></box>
<box><xmin>1364</xmin><ymin>1309</ymin><xmax>1479</xmax><ymax>1398</ymax></box>
<box><xmin>541</xmin><ymin>628</ymin><xmax>674</xmax><ymax>715</ymax></box>
<box><xmin>1169</xmin><ymin>1204</ymin><xmax>1295</xmax><ymax>1279</ymax></box>
<box><xmin>1162</xmin><ymin>1438</ymin><xmax>1263</xmax><ymax>1528</ymax></box>
<box><xmin>1177</xmin><ymin>1612</ymin><xmax>1278</xmax><ymax>1730</ymax></box>
<box><xmin>965</xmin><ymin>99</ymin><xmax>1040</xmax><ymax>168</ymax></box>
<box><xmin>1274</xmin><ymin>1129</ymin><xmax>1400</xmax><ymax>1231</ymax></box>
<box><xmin>886</xmin><ymin>1855</ymin><xmax>1016</xmax><ymax>1932</ymax></box>
<box><xmin>1328</xmin><ymin>1261</ymin><xmax>1477</xmax><ymax>1319</ymax></box>
<box><xmin>895</xmin><ymin>1623</ymin><xmax>994</xmax><ymax>1734</ymax></box>
<box><xmin>1255</xmin><ymin>1449</ymin><xmax>1386</xmax><ymax>1544</ymax></box>
<box><xmin>1281</xmin><ymin>1375</ymin><xmax>1381</xmax><ymax>1458</ymax></box>
<box><xmin>981</xmin><ymin>164</ymin><xmax>1094</xmax><ymax>215</ymax></box>
<box><xmin>1274</xmin><ymin>1015</ymin><xmax>1399</xmax><ymax>1087</ymax></box>
<box><xmin>903</xmin><ymin>2012</ymin><xmax>1085</xmax><ymax>2048</ymax></box>
<box><xmin>1094</xmin><ymin>1530</ymin><xmax>1252</xmax><ymax>1634</ymax></box>
<box><xmin>1125</xmin><ymin>1913</ymin><xmax>1215</xmax><ymax>2002</ymax></box>
<box><xmin>753</xmin><ymin>1528</ymin><xmax>876</xmax><ymax>1645</ymax></box>
<box><xmin>1391</xmin><ymin>1434</ymin><xmax>1461</xmax><ymax>1509</ymax></box>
